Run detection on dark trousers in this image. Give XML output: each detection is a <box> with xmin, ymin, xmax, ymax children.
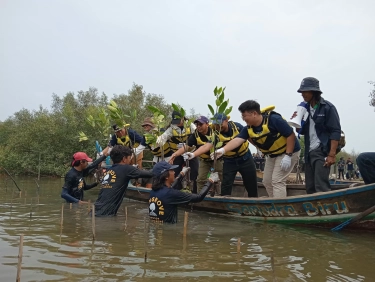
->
<box><xmin>305</xmin><ymin>147</ymin><xmax>331</xmax><ymax>194</ymax></box>
<box><xmin>338</xmin><ymin>169</ymin><xmax>344</xmax><ymax>179</ymax></box>
<box><xmin>357</xmin><ymin>152</ymin><xmax>375</xmax><ymax>184</ymax></box>
<box><xmin>173</xmin><ymin>156</ymin><xmax>199</xmax><ymax>191</ymax></box>
<box><xmin>221</xmin><ymin>155</ymin><xmax>258</xmax><ymax>197</ymax></box>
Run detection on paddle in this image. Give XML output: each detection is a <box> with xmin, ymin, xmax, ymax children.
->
<box><xmin>331</xmin><ymin>204</ymin><xmax>375</xmax><ymax>231</ymax></box>
<box><xmin>2</xmin><ymin>168</ymin><xmax>21</xmax><ymax>192</ymax></box>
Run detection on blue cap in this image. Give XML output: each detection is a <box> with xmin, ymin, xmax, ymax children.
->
<box><xmin>211</xmin><ymin>113</ymin><xmax>227</xmax><ymax>124</ymax></box>
<box><xmin>194</xmin><ymin>115</ymin><xmax>209</xmax><ymax>124</ymax></box>
<box><xmin>152</xmin><ymin>161</ymin><xmax>179</xmax><ymax>176</ymax></box>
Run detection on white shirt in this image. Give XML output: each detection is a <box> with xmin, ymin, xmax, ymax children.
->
<box><xmin>309</xmin><ymin>106</ymin><xmax>321</xmax><ymax>151</ymax></box>
<box><xmin>156</xmin><ymin>123</ymin><xmax>197</xmax><ymax>146</ymax></box>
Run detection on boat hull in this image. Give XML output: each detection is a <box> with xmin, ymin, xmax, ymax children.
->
<box><xmin>126</xmin><ymin>183</ymin><xmax>375</xmax><ymax>230</ymax></box>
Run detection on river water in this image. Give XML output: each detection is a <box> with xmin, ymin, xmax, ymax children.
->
<box><xmin>0</xmin><ymin>176</ymin><xmax>374</xmax><ymax>281</ymax></box>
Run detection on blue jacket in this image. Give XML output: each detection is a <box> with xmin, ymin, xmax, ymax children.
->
<box><xmin>299</xmin><ymin>98</ymin><xmax>341</xmax><ymax>160</ymax></box>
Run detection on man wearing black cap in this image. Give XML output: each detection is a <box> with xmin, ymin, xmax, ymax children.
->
<box><xmin>149</xmin><ymin>161</ymin><xmax>219</xmax><ymax>223</ymax></box>
<box><xmin>197</xmin><ymin>113</ymin><xmax>258</xmax><ymax>197</ymax></box>
<box><xmin>168</xmin><ymin>115</ymin><xmax>223</xmax><ymax>193</ymax></box>
<box><xmin>156</xmin><ymin>111</ymin><xmax>198</xmax><ymax>191</ymax></box>
<box><xmin>292</xmin><ymin>77</ymin><xmax>341</xmax><ymax>194</ymax></box>
<box><xmin>103</xmin><ymin>124</ymin><xmax>144</xmax><ymax>168</ymax></box>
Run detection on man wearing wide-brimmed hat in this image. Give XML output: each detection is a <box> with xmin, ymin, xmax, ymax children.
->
<box><xmin>291</xmin><ymin>77</ymin><xmax>341</xmax><ymax>194</ymax></box>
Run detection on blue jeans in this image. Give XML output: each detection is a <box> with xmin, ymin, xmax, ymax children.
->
<box><xmin>357</xmin><ymin>152</ymin><xmax>375</xmax><ymax>184</ymax></box>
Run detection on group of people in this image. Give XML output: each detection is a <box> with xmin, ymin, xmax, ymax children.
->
<box><xmin>61</xmin><ymin>76</ymin><xmax>375</xmax><ymax>223</ymax></box>
<box><xmin>337</xmin><ymin>157</ymin><xmax>360</xmax><ymax>180</ymax></box>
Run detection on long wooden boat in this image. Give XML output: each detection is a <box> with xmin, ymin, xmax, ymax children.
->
<box><xmin>125</xmin><ymin>183</ymin><xmax>375</xmax><ymax>230</ymax></box>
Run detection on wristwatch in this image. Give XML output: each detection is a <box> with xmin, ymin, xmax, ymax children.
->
<box><xmin>285</xmin><ymin>152</ymin><xmax>293</xmax><ymax>157</ymax></box>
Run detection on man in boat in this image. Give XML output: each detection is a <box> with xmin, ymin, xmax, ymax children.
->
<box><xmin>357</xmin><ymin>152</ymin><xmax>375</xmax><ymax>184</ymax></box>
<box><xmin>156</xmin><ymin>111</ymin><xmax>199</xmax><ymax>191</ymax></box>
<box><xmin>134</xmin><ymin>117</ymin><xmax>174</xmax><ymax>164</ymax></box>
<box><xmin>94</xmin><ymin>145</ymin><xmax>153</xmax><ymax>216</ymax></box>
<box><xmin>212</xmin><ymin>101</ymin><xmax>300</xmax><ymax>198</ymax></box>
<box><xmin>102</xmin><ymin>124</ymin><xmax>144</xmax><ymax>168</ymax></box>
<box><xmin>292</xmin><ymin>77</ymin><xmax>341</xmax><ymax>194</ymax></box>
<box><xmin>193</xmin><ymin>113</ymin><xmax>258</xmax><ymax>197</ymax></box>
<box><xmin>149</xmin><ymin>161</ymin><xmax>219</xmax><ymax>223</ymax></box>
<box><xmin>61</xmin><ymin>151</ymin><xmax>108</xmax><ymax>204</ymax></box>
<box><xmin>167</xmin><ymin>115</ymin><xmax>223</xmax><ymax>193</ymax></box>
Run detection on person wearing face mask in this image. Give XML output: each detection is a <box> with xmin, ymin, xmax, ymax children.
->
<box><xmin>211</xmin><ymin>101</ymin><xmax>300</xmax><ymax>198</ymax></box>
<box><xmin>291</xmin><ymin>77</ymin><xmax>341</xmax><ymax>194</ymax></box>
<box><xmin>148</xmin><ymin>161</ymin><xmax>219</xmax><ymax>223</ymax></box>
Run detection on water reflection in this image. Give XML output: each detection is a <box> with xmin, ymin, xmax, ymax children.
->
<box><xmin>0</xmin><ymin>176</ymin><xmax>374</xmax><ymax>281</ymax></box>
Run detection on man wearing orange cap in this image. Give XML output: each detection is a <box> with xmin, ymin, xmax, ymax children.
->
<box><xmin>61</xmin><ymin>151</ymin><xmax>109</xmax><ymax>204</ymax></box>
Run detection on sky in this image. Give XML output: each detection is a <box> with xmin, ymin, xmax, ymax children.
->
<box><xmin>1</xmin><ymin>0</ymin><xmax>374</xmax><ymax>153</ymax></box>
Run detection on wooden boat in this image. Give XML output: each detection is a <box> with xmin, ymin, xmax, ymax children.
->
<box><xmin>125</xmin><ymin>183</ymin><xmax>375</xmax><ymax>230</ymax></box>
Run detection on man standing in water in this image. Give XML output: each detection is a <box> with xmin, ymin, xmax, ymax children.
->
<box><xmin>292</xmin><ymin>77</ymin><xmax>341</xmax><ymax>194</ymax></box>
<box><xmin>61</xmin><ymin>151</ymin><xmax>108</xmax><ymax>204</ymax></box>
<box><xmin>94</xmin><ymin>145</ymin><xmax>153</xmax><ymax>216</ymax></box>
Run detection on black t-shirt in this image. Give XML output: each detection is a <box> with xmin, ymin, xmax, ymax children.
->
<box><xmin>148</xmin><ymin>181</ymin><xmax>212</xmax><ymax>223</ymax></box>
<box><xmin>95</xmin><ymin>164</ymin><xmax>153</xmax><ymax>216</ymax></box>
<box><xmin>61</xmin><ymin>155</ymin><xmax>106</xmax><ymax>203</ymax></box>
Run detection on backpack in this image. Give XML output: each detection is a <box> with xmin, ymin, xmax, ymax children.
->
<box><xmin>336</xmin><ymin>130</ymin><xmax>346</xmax><ymax>153</ymax></box>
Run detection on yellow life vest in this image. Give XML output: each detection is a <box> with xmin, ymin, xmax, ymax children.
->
<box><xmin>148</xmin><ymin>141</ymin><xmax>172</xmax><ymax>157</ymax></box>
<box><xmin>247</xmin><ymin>110</ymin><xmax>287</xmax><ymax>156</ymax></box>
<box><xmin>169</xmin><ymin>127</ymin><xmax>192</xmax><ymax>151</ymax></box>
<box><xmin>195</xmin><ymin>127</ymin><xmax>213</xmax><ymax>160</ymax></box>
<box><xmin>117</xmin><ymin>135</ymin><xmax>131</xmax><ymax>147</ymax></box>
<box><xmin>218</xmin><ymin>121</ymin><xmax>249</xmax><ymax>158</ymax></box>
<box><xmin>117</xmin><ymin>135</ymin><xmax>139</xmax><ymax>148</ymax></box>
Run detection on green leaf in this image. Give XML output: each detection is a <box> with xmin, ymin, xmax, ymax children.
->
<box><xmin>224</xmin><ymin>106</ymin><xmax>233</xmax><ymax>115</ymax></box>
<box><xmin>148</xmin><ymin>105</ymin><xmax>160</xmax><ymax>114</ymax></box>
<box><xmin>214</xmin><ymin>86</ymin><xmax>218</xmax><ymax>95</ymax></box>
<box><xmin>218</xmin><ymin>101</ymin><xmax>228</xmax><ymax>114</ymax></box>
<box><xmin>215</xmin><ymin>99</ymin><xmax>221</xmax><ymax>107</ymax></box>
<box><xmin>218</xmin><ymin>87</ymin><xmax>223</xmax><ymax>95</ymax></box>
<box><xmin>208</xmin><ymin>104</ymin><xmax>215</xmax><ymax>116</ymax></box>
<box><xmin>171</xmin><ymin>103</ymin><xmax>180</xmax><ymax>113</ymax></box>
<box><xmin>218</xmin><ymin>92</ymin><xmax>225</xmax><ymax>104</ymax></box>
<box><xmin>215</xmin><ymin>141</ymin><xmax>223</xmax><ymax>148</ymax></box>
<box><xmin>109</xmin><ymin>100</ymin><xmax>118</xmax><ymax>107</ymax></box>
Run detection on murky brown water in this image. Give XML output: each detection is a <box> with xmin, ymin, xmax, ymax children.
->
<box><xmin>0</xmin><ymin>176</ymin><xmax>374</xmax><ymax>281</ymax></box>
